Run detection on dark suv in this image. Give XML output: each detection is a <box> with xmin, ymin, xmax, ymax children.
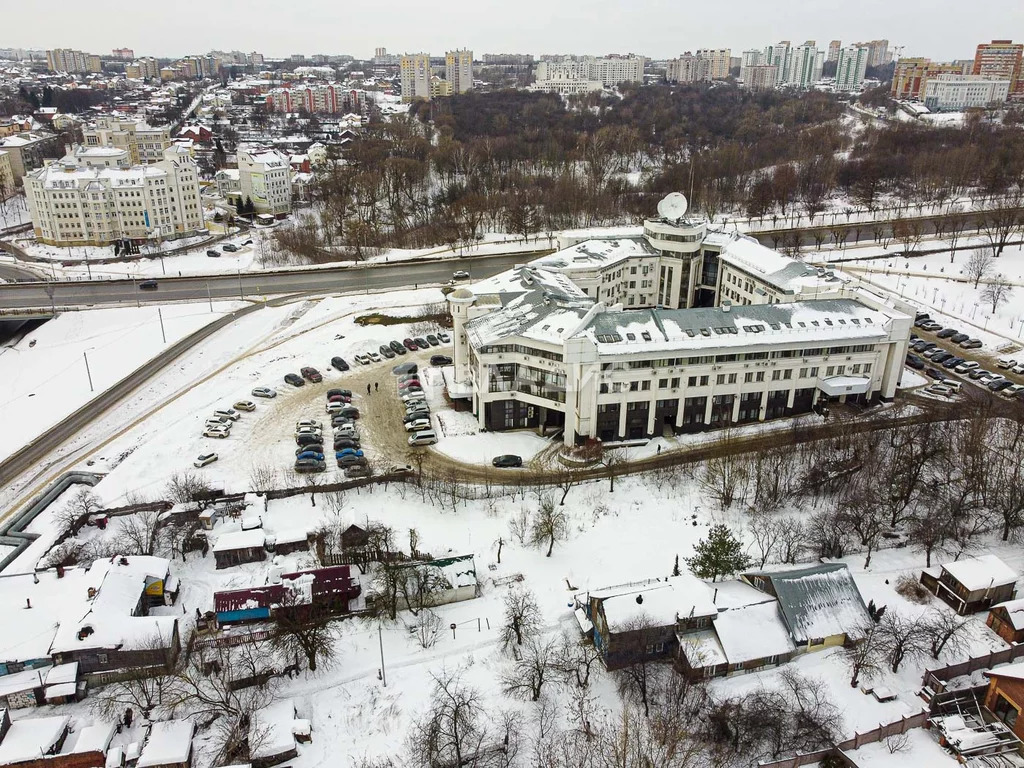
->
<box><xmin>331</xmin><ymin>356</ymin><xmax>349</xmax><ymax>371</ymax></box>
<box><xmin>284</xmin><ymin>373</ymin><xmax>305</xmax><ymax>387</ymax></box>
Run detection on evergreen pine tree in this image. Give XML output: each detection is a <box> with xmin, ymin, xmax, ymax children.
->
<box><xmin>672</xmin><ymin>554</ymin><xmax>680</xmax><ymax>577</ymax></box>
<box><xmin>685</xmin><ymin>524</ymin><xmax>752</xmax><ymax>582</ymax></box>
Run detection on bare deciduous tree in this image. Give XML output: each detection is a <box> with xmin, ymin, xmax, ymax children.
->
<box><xmin>982</xmin><ymin>278</ymin><xmax>1013</xmax><ymax>314</ymax></box>
<box><xmin>269</xmin><ymin>588</ymin><xmax>341</xmax><ymax>673</ymax></box>
<box><xmin>529</xmin><ymin>496</ymin><xmax>568</xmax><ymax>557</ymax></box>
<box><xmin>501</xmin><ymin>587</ymin><xmax>542</xmax><ymax>650</ymax></box>
<box><xmin>922</xmin><ymin>608</ymin><xmax>973</xmax><ymax>660</ymax></box>
<box><xmin>966</xmin><ymin>246</ymin><xmax>995</xmax><ymax>289</ymax></box>
<box><xmin>501</xmin><ymin>637</ymin><xmax>558</xmax><ymax>701</ymax></box>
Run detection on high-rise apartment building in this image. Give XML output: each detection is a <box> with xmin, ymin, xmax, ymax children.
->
<box><xmin>827</xmin><ymin>41</ymin><xmax>842</xmax><ymax>62</ymax></box>
<box><xmin>667</xmin><ymin>54</ymin><xmax>711</xmax><ymax>83</ymax></box>
<box><xmin>445</xmin><ymin>49</ymin><xmax>474</xmax><ymax>94</ymax></box>
<box><xmin>25</xmin><ymin>144</ymin><xmax>204</xmax><ymax>246</ymax></box>
<box><xmin>400</xmin><ymin>53</ymin><xmax>433</xmax><ymax>102</ymax></box>
<box><xmin>973</xmin><ymin>40</ymin><xmax>1023</xmax><ymax>95</ymax></box>
<box><xmin>835</xmin><ymin>45</ymin><xmax>870</xmax><ymax>92</ymax></box>
<box><xmin>127</xmin><ymin>57</ymin><xmax>160</xmax><ymax>80</ymax></box>
<box><xmin>890</xmin><ymin>58</ymin><xmax>968</xmax><ymax>100</ymax></box>
<box><xmin>741</xmin><ymin>50</ymin><xmax>764</xmax><ymax>68</ymax></box>
<box><xmin>741</xmin><ymin>65</ymin><xmax>778</xmax><ymax>91</ymax></box>
<box><xmin>587</xmin><ymin>55</ymin><xmax>645</xmax><ymax>86</ymax></box>
<box><xmin>695</xmin><ymin>49</ymin><xmax>731</xmax><ymax>79</ymax></box>
<box><xmin>858</xmin><ymin>39</ymin><xmax>890</xmax><ymax>68</ymax></box>
<box><xmin>45</xmin><ymin>49</ymin><xmax>101</xmax><ymax>74</ymax></box>
<box><xmin>765</xmin><ymin>41</ymin><xmax>822</xmax><ymax>88</ymax></box>
<box><xmin>112</xmin><ymin>48</ymin><xmax>134</xmax><ymax>60</ymax></box>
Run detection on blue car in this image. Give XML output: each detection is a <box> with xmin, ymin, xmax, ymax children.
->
<box><xmin>296</xmin><ymin>451</ymin><xmax>324</xmax><ymax>461</ymax></box>
<box><xmin>335</xmin><ymin>448</ymin><xmax>365</xmax><ymax>458</ymax></box>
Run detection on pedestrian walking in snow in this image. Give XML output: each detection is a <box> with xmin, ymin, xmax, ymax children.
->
<box><xmin>367</xmin><ymin>383</ymin><xmax>371</xmax><ymax>395</ymax></box>
<box><xmin>375</xmin><ymin>382</ymin><xmax>379</xmax><ymax>392</ymax></box>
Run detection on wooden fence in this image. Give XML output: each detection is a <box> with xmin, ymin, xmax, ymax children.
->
<box><xmin>756</xmin><ymin>711</ymin><xmax>929</xmax><ymax>768</ymax></box>
<box><xmin>922</xmin><ymin>643</ymin><xmax>1024</xmax><ymax>695</ymax></box>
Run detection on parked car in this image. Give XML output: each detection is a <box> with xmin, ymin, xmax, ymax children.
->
<box><xmin>492</xmin><ymin>455</ymin><xmax>523</xmax><ymax>468</ymax></box>
<box><xmin>233</xmin><ymin>400</ymin><xmax>257</xmax><ymax>412</ymax></box>
<box><xmin>203</xmin><ymin>427</ymin><xmax>229</xmax><ymax>439</ymax></box>
<box><xmin>426</xmin><ymin>334</ymin><xmax>440</xmax><ymax>346</ymax></box>
<box><xmin>367</xmin><ymin>351</ymin><xmax>381</xmax><ymax>363</ymax></box>
<box><xmin>337</xmin><ymin>406</ymin><xmax>360</xmax><ymax>419</ymax></box>
<box><xmin>206</xmin><ymin>249</ymin><xmax>220</xmax><ymax>258</ymax></box>
<box><xmin>403</xmin><ymin>411</ymin><xmax>429</xmax><ymax>424</ymax></box>
<box><xmin>437</xmin><ymin>332</ymin><xmax>451</xmax><ymax>343</ymax></box>
<box><xmin>214</xmin><ymin>408</ymin><xmax>241</xmax><ymax>421</ymax></box>
<box><xmin>969</xmin><ymin>368</ymin><xmax>994</xmax><ymax>380</ymax></box>
<box><xmin>334</xmin><ymin>424</ymin><xmax>359</xmax><ymax>437</ymax></box>
<box><xmin>398</xmin><ymin>379</ymin><xmax>421</xmax><ymax>390</ymax></box>
<box><xmin>333</xmin><ymin>438</ymin><xmax>361</xmax><ymax>450</ymax></box>
<box><xmin>404</xmin><ymin>418</ymin><xmax>432</xmax><ymax>432</ymax></box>
<box><xmin>327</xmin><ymin>393</ymin><xmax>351</xmax><ymax>404</ymax></box>
<box><xmin>296</xmin><ymin>418</ymin><xmax>321</xmax><ymax>428</ymax></box>
<box><xmin>941</xmin><ymin>356</ymin><xmax>964</xmax><ymax>369</ymax></box>
<box><xmin>206</xmin><ymin>415</ymin><xmax>232</xmax><ymax>427</ymax></box>
<box><xmin>223</xmin><ymin>243</ymin><xmax>239</xmax><ymax>252</ymax></box>
<box><xmin>990</xmin><ymin>379</ymin><xmax>1013</xmax><ymax>392</ymax></box>
<box><xmin>927</xmin><ymin>384</ymin><xmax>955</xmax><ymax>397</ymax></box>
<box><xmin>453</xmin><ymin>270</ymin><xmax>470</xmax><ymax>280</ymax></box>
<box><xmin>403</xmin><ymin>338</ymin><xmax>418</xmax><ymax>351</ymax></box>
<box><xmin>414</xmin><ymin>337</ymin><xmax>430</xmax><ymax>349</ymax></box>
<box><xmin>401</xmin><ymin>392</ymin><xmax>427</xmax><ymax>404</ymax></box>
<box><xmin>327</xmin><ymin>388</ymin><xmax>352</xmax><ymax>398</ymax></box>
<box><xmin>139</xmin><ymin>280</ymin><xmax>158</xmax><ymax>290</ymax></box>
<box><xmin>331</xmin><ymin>416</ymin><xmax>355</xmax><ymax>427</ymax></box>
<box><xmin>296</xmin><ymin>444</ymin><xmax>324</xmax><ymax>456</ymax></box>
<box><xmin>954</xmin><ymin>361</ymin><xmax>979</xmax><ymax>374</ymax></box>
<box><xmin>1012</xmin><ymin>364</ymin><xmax>1024</xmax><ymax>375</ymax></box>
<box><xmin>920</xmin><ymin>321</ymin><xmax>942</xmax><ymax>331</ymax></box>
<box><xmin>960</xmin><ymin>339</ymin><xmax>983</xmax><ymax>349</ymax></box>
<box><xmin>930</xmin><ymin>352</ymin><xmax>953</xmax><ymax>364</ymax></box>
<box><xmin>978</xmin><ymin>373</ymin><xmax>1003</xmax><ymax>385</ymax></box>
<box><xmin>301</xmin><ymin>366</ymin><xmax>323</xmax><ymax>382</ymax></box>
<box><xmin>905</xmin><ymin>354</ymin><xmax>925</xmax><ymax>370</ymax></box>
<box><xmin>296</xmin><ymin>433</ymin><xmax>322</xmax><ymax>447</ymax></box>
<box><xmin>194</xmin><ymin>452</ymin><xmax>219</xmax><ymax>468</ymax></box>
<box><xmin>295</xmin><ymin>428</ymin><xmax>323</xmax><ymax>440</ymax></box>
<box><xmin>950</xmin><ymin>333</ymin><xmax>970</xmax><ymax>344</ymax></box>
<box><xmin>393</xmin><ymin>362</ymin><xmax>418</xmax><ymax>375</ymax></box>
<box><xmin>936</xmin><ymin>328</ymin><xmax>958</xmax><ymax>339</ymax></box>
<box><xmin>331</xmin><ymin>356</ymin><xmax>350</xmax><ymax>371</ymax></box>
<box><xmin>252</xmin><ymin>386</ymin><xmax>277</xmax><ymax>398</ymax></box>
<box><xmin>1001</xmin><ymin>384</ymin><xmax>1024</xmax><ymax>398</ymax></box>
<box><xmin>294</xmin><ymin>459</ymin><xmax>326</xmax><ymax>473</ymax></box>
<box><xmin>925</xmin><ymin>368</ymin><xmax>946</xmax><ymax>380</ymax></box>
<box><xmin>354</xmin><ymin>354</ymin><xmax>370</xmax><ymax>365</ymax></box>
<box><xmin>345</xmin><ymin>465</ymin><xmax>373</xmax><ymax>478</ymax></box>
<box><xmin>390</xmin><ymin>340</ymin><xmax>407</xmax><ymax>355</ymax></box>
<box><xmin>336</xmin><ymin>453</ymin><xmax>368</xmax><ymax>467</ymax></box>
<box><xmin>285</xmin><ymin>373</ymin><xmax>305</xmax><ymax>387</ymax></box>
<box><xmin>296</xmin><ymin>451</ymin><xmax>325</xmax><ymax>462</ymax></box>
<box><xmin>379</xmin><ymin>344</ymin><xmax>396</xmax><ymax>359</ymax></box>
<box><xmin>326</xmin><ymin>402</ymin><xmax>347</xmax><ymax>414</ymax></box>
<box><xmin>430</xmin><ymin>355</ymin><xmax>453</xmax><ymax>366</ymax></box>
<box><xmin>923</xmin><ymin>348</ymin><xmax>945</xmax><ymax>359</ymax></box>
<box><xmin>408</xmin><ymin>429</ymin><xmax>438</xmax><ymax>446</ymax></box>
<box><xmin>997</xmin><ymin>357</ymin><xmax>1017</xmax><ymax>369</ymax></box>
<box><xmin>942</xmin><ymin>380</ymin><xmax>962</xmax><ymax>394</ymax></box>
<box><xmin>336</xmin><ymin>448</ymin><xmax>364</xmax><ymax>458</ymax></box>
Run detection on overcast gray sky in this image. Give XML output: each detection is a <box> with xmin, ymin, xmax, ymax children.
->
<box><xmin>4</xmin><ymin>0</ymin><xmax>1023</xmax><ymax>61</ymax></box>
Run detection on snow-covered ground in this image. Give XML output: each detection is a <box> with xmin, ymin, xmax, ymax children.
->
<box><xmin>0</xmin><ymin>302</ymin><xmax>242</xmax><ymax>464</ymax></box>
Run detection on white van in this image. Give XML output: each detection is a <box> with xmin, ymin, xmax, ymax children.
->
<box><xmin>408</xmin><ymin>429</ymin><xmax>438</xmax><ymax>446</ymax></box>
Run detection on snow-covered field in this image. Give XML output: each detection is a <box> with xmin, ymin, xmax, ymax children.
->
<box><xmin>0</xmin><ymin>302</ymin><xmax>242</xmax><ymax>463</ymax></box>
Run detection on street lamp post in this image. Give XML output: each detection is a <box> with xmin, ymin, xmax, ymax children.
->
<box><xmin>83</xmin><ymin>350</ymin><xmax>94</xmax><ymax>392</ymax></box>
<box><xmin>158</xmin><ymin>307</ymin><xmax>167</xmax><ymax>344</ymax></box>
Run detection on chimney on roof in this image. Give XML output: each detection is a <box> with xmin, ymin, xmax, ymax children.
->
<box><xmin>722</xmin><ymin>300</ymin><xmax>731</xmax><ymax>313</ymax></box>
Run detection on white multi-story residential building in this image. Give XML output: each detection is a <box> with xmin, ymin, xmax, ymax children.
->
<box><xmin>400</xmin><ymin>53</ymin><xmax>433</xmax><ymax>102</ymax></box>
<box><xmin>835</xmin><ymin>45</ymin><xmax>870</xmax><ymax>92</ymax></box>
<box><xmin>741</xmin><ymin>50</ymin><xmax>764</xmax><ymax>68</ymax></box>
<box><xmin>533</xmin><ymin>55</ymin><xmax>644</xmax><ymax>93</ymax></box>
<box><xmin>922</xmin><ymin>74</ymin><xmax>1011</xmax><ymax>112</ymax></box>
<box><xmin>237</xmin><ymin>146</ymin><xmax>292</xmax><ymax>216</ymax></box>
<box><xmin>787</xmin><ymin>42</ymin><xmax>824</xmax><ymax>87</ymax></box>
<box><xmin>740</xmin><ymin>65</ymin><xmax>778</xmax><ymax>91</ymax></box>
<box><xmin>587</xmin><ymin>55</ymin><xmax>645</xmax><ymax>86</ymax></box>
<box><xmin>446</xmin><ymin>49</ymin><xmax>474</xmax><ymax>93</ymax></box>
<box><xmin>0</xmin><ymin>150</ymin><xmax>13</xmax><ymax>193</ymax></box>
<box><xmin>535</xmin><ymin>59</ymin><xmax>590</xmax><ymax>81</ymax></box>
<box><xmin>446</xmin><ymin>205</ymin><xmax>912</xmax><ymax>445</ymax></box>
<box><xmin>24</xmin><ymin>144</ymin><xmax>204</xmax><ymax>246</ymax></box>
<box><xmin>83</xmin><ymin>116</ymin><xmax>171</xmax><ymax>165</ymax></box>
<box><xmin>695</xmin><ymin>49</ymin><xmax>731</xmax><ymax>79</ymax></box>
<box><xmin>667</xmin><ymin>54</ymin><xmax>711</xmax><ymax>83</ymax></box>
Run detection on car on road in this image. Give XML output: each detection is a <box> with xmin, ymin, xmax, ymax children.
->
<box><xmin>925</xmin><ymin>368</ymin><xmax>946</xmax><ymax>380</ymax></box>
<box><xmin>379</xmin><ymin>344</ymin><xmax>396</xmax><ymax>359</ymax></box>
<box><xmin>327</xmin><ymin>388</ymin><xmax>352</xmax><ymax>398</ymax></box>
<box><xmin>404</xmin><ymin>418</ymin><xmax>432</xmax><ymax>432</ymax></box>
<box><xmin>393</xmin><ymin>362</ymin><xmax>418</xmax><ymax>375</ymax></box>
<box><xmin>453</xmin><ymin>270</ymin><xmax>470</xmax><ymax>280</ymax></box>
<box><xmin>430</xmin><ymin>355</ymin><xmax>453</xmax><ymax>366</ymax></box>
<box><xmin>345</xmin><ymin>465</ymin><xmax>373</xmax><ymax>478</ymax></box>
<box><xmin>905</xmin><ymin>354</ymin><xmax>925</xmax><ymax>370</ymax></box>
<box><xmin>252</xmin><ymin>386</ymin><xmax>277</xmax><ymax>398</ymax></box>
<box><xmin>233</xmin><ymin>400</ymin><xmax>257</xmax><ymax>412</ymax></box>
<box><xmin>222</xmin><ymin>243</ymin><xmax>239</xmax><ymax>252</ymax></box>
<box><xmin>214</xmin><ymin>408</ymin><xmax>241</xmax><ymax>421</ymax></box>
<box><xmin>294</xmin><ymin>459</ymin><xmax>326</xmax><ymax>473</ymax></box>
<box><xmin>296</xmin><ymin>451</ymin><xmax>325</xmax><ymax>462</ymax></box>
<box><xmin>403</xmin><ymin>338</ymin><xmax>417</xmax><ymax>351</ymax></box>
<box><xmin>301</xmin><ymin>366</ymin><xmax>323</xmax><ymax>383</ymax></box>
<box><xmin>203</xmin><ymin>426</ymin><xmax>229</xmax><ymax>439</ymax></box>
<box><xmin>139</xmin><ymin>280</ymin><xmax>158</xmax><ymax>290</ymax></box>
<box><xmin>959</xmin><ymin>339</ymin><xmax>982</xmax><ymax>349</ymax></box>
<box><xmin>296</xmin><ymin>444</ymin><xmax>323</xmax><ymax>456</ymax></box>
<box><xmin>437</xmin><ymin>332</ymin><xmax>451</xmax><ymax>343</ymax></box>
<box><xmin>954</xmin><ymin>361</ymin><xmax>979</xmax><ymax>374</ymax></box>
<box><xmin>285</xmin><ymin>373</ymin><xmax>305</xmax><ymax>387</ymax></box>
<box><xmin>414</xmin><ymin>337</ymin><xmax>430</xmax><ymax>349</ymax></box>
<box><xmin>492</xmin><ymin>455</ymin><xmax>523</xmax><ymax>468</ymax></box>
<box><xmin>194</xmin><ymin>452</ymin><xmax>219</xmax><ymax>468</ymax></box>
<box><xmin>331</xmin><ymin>356</ymin><xmax>350</xmax><ymax>371</ymax></box>
<box><xmin>206</xmin><ymin>249</ymin><xmax>220</xmax><ymax>258</ymax></box>
<box><xmin>390</xmin><ymin>340</ymin><xmax>407</xmax><ymax>355</ymax></box>
<box><xmin>408</xmin><ymin>429</ymin><xmax>438</xmax><ymax>446</ymax></box>
<box><xmin>426</xmin><ymin>334</ymin><xmax>440</xmax><ymax>346</ymax></box>
<box><xmin>936</xmin><ymin>328</ymin><xmax>958</xmax><ymax>339</ymax></box>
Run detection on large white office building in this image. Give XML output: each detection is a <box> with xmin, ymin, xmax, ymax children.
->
<box><xmin>533</xmin><ymin>55</ymin><xmax>645</xmax><ymax>93</ymax></box>
<box><xmin>448</xmin><ymin>202</ymin><xmax>913</xmax><ymax>445</ymax></box>
<box><xmin>922</xmin><ymin>74</ymin><xmax>1011</xmax><ymax>112</ymax></box>
<box><xmin>25</xmin><ymin>145</ymin><xmax>204</xmax><ymax>246</ymax></box>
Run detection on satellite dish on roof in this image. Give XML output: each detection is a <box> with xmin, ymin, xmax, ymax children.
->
<box><xmin>657</xmin><ymin>192</ymin><xmax>688</xmax><ymax>221</ymax></box>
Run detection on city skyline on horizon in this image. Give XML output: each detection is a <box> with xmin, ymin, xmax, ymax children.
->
<box><xmin>1</xmin><ymin>0</ymin><xmax>1022</xmax><ymax>63</ymax></box>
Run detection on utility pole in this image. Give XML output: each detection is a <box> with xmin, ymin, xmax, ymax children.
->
<box><xmin>237</xmin><ymin>269</ymin><xmax>243</xmax><ymax>299</ymax></box>
<box><xmin>378</xmin><ymin>625</ymin><xmax>387</xmax><ymax>687</ymax></box>
<box><xmin>83</xmin><ymin>351</ymin><xmax>93</xmax><ymax>392</ymax></box>
<box><xmin>206</xmin><ymin>281</ymin><xmax>213</xmax><ymax>312</ymax></box>
<box><xmin>158</xmin><ymin>307</ymin><xmax>167</xmax><ymax>344</ymax></box>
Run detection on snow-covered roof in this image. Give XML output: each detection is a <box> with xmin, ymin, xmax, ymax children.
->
<box><xmin>710</xmin><ymin>579</ymin><xmax>775</xmax><ymax>610</ymax></box>
<box><xmin>745</xmin><ymin>563</ymin><xmax>870</xmax><ymax>643</ymax></box>
<box><xmin>993</xmin><ymin>598</ymin><xmax>1024</xmax><ymax>630</ymax></box>
<box><xmin>594</xmin><ymin>574</ymin><xmax>717</xmax><ymax>633</ymax></box>
<box><xmin>0</xmin><ymin>714</ymin><xmax>69</xmax><ymax>763</ymax></box>
<box><xmin>942</xmin><ymin>555</ymin><xmax>1018</xmax><ymax>592</ymax></box>
<box><xmin>137</xmin><ymin>720</ymin><xmax>194</xmax><ymax>768</ymax></box>
<box><xmin>67</xmin><ymin>721</ymin><xmax>115</xmax><ymax>754</ymax></box>
<box><xmin>212</xmin><ymin>528</ymin><xmax>267</xmax><ymax>553</ymax></box>
<box><xmin>985</xmin><ymin>661</ymin><xmax>1024</xmax><ymax>682</ymax></box>
<box><xmin>0</xmin><ymin>666</ymin><xmax>49</xmax><ymax>697</ymax></box>
<box><xmin>464</xmin><ymin>289</ymin><xmax>592</xmax><ymax>349</ymax></box>
<box><xmin>250</xmin><ymin>699</ymin><xmax>297</xmax><ymax>760</ymax></box>
<box><xmin>712</xmin><ymin>600</ymin><xmax>796</xmax><ymax>663</ymax></box>
<box><xmin>533</xmin><ymin>237</ymin><xmax>658</xmax><ymax>273</ymax></box>
<box><xmin>43</xmin><ymin>662</ymin><xmax>77</xmax><ymax>686</ymax></box>
<box><xmin>273</xmin><ymin>527</ymin><xmax>310</xmax><ymax>545</ymax></box>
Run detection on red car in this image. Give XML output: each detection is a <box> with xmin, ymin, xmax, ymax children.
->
<box><xmin>300</xmin><ymin>366</ymin><xmax>323</xmax><ymax>383</ymax></box>
<box><xmin>398</xmin><ymin>379</ymin><xmax>421</xmax><ymax>390</ymax></box>
<box><xmin>327</xmin><ymin>394</ymin><xmax>351</xmax><ymax>403</ymax></box>
<box><xmin>403</xmin><ymin>338</ymin><xmax>418</xmax><ymax>351</ymax></box>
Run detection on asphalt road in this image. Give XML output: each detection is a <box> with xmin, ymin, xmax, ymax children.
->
<box><xmin>0</xmin><ymin>251</ymin><xmax>538</xmax><ymax>311</ymax></box>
